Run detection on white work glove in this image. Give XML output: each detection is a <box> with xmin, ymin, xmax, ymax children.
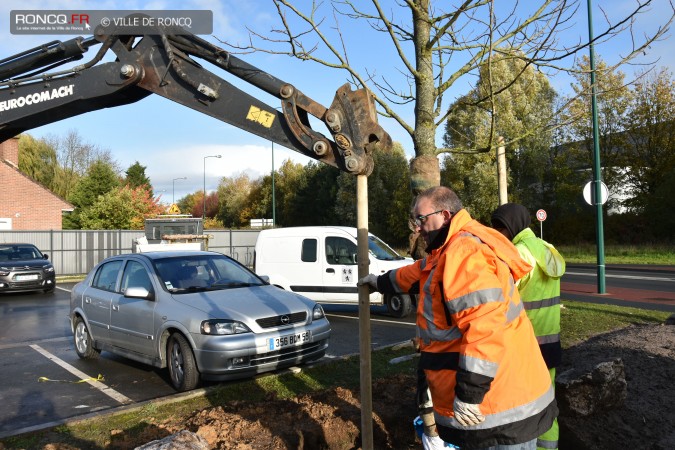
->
<box><xmin>422</xmin><ymin>432</ymin><xmax>451</xmax><ymax>450</ymax></box>
<box><xmin>453</xmin><ymin>397</ymin><xmax>485</xmax><ymax>426</ymax></box>
<box><xmin>357</xmin><ymin>274</ymin><xmax>379</xmax><ymax>291</ymax></box>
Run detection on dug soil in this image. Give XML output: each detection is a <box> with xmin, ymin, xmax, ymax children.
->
<box><xmin>7</xmin><ymin>322</ymin><xmax>674</xmax><ymax>450</ymax></box>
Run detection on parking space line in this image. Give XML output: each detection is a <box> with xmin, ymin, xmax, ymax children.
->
<box><xmin>29</xmin><ymin>344</ymin><xmax>133</xmax><ymax>405</ymax></box>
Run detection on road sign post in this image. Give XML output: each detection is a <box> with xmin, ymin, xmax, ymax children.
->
<box><xmin>536</xmin><ymin>209</ymin><xmax>547</xmax><ymax>239</ymax></box>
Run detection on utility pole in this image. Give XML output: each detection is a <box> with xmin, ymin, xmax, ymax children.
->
<box><xmin>271</xmin><ymin>141</ymin><xmax>276</xmax><ymax>226</ymax></box>
<box><xmin>587</xmin><ymin>0</ymin><xmax>607</xmax><ymax>293</ymax></box>
<box><xmin>496</xmin><ymin>136</ymin><xmax>508</xmax><ymax>205</ymax></box>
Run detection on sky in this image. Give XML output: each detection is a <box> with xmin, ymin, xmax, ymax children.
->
<box><xmin>0</xmin><ymin>0</ymin><xmax>673</xmax><ymax>204</ymax></box>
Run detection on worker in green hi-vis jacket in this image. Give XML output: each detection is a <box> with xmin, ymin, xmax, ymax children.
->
<box><xmin>492</xmin><ymin>203</ymin><xmax>566</xmax><ymax>450</ymax></box>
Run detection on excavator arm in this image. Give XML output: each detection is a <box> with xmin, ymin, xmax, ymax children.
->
<box><xmin>0</xmin><ymin>14</ymin><xmax>391</xmax><ymax>175</ymax></box>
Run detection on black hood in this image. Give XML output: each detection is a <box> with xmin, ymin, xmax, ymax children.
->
<box><xmin>491</xmin><ymin>203</ymin><xmax>531</xmax><ymax>240</ymax></box>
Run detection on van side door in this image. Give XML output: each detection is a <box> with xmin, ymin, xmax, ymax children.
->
<box><xmin>277</xmin><ymin>237</ymin><xmax>326</xmax><ymax>302</ymax></box>
<box><xmin>322</xmin><ymin>236</ymin><xmax>360</xmax><ymax>303</ymax></box>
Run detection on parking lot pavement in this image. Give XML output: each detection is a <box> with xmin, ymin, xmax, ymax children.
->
<box><xmin>0</xmin><ymin>337</ymin><xmax>176</xmax><ymax>438</ymax></box>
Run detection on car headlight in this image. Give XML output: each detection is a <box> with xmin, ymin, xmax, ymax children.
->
<box><xmin>312</xmin><ymin>304</ymin><xmax>325</xmax><ymax>320</ymax></box>
<box><xmin>43</xmin><ymin>265</ymin><xmax>55</xmax><ymax>273</ymax></box>
<box><xmin>0</xmin><ymin>268</ymin><xmax>9</xmax><ymax>276</ymax></box>
<box><xmin>201</xmin><ymin>320</ymin><xmax>251</xmax><ymax>335</ymax></box>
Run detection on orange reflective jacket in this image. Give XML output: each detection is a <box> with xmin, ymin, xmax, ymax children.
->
<box><xmin>388</xmin><ymin>209</ymin><xmax>557</xmax><ymax>447</ymax></box>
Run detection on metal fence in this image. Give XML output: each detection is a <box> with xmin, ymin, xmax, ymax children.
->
<box><xmin>0</xmin><ymin>229</ymin><xmax>261</xmax><ymax>276</ymax></box>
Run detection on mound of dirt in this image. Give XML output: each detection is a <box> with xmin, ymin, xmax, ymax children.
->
<box><xmin>12</xmin><ymin>322</ymin><xmax>674</xmax><ymax>449</ymax></box>
<box><xmin>557</xmin><ymin>322</ymin><xmax>675</xmax><ymax>450</ymax></box>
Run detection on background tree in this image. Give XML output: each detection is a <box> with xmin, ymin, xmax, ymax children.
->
<box><xmin>274</xmin><ymin>159</ymin><xmax>308</xmax><ymax>226</ymax></box>
<box><xmin>285</xmin><ymin>162</ymin><xmax>341</xmax><ymax>226</ymax></box>
<box><xmin>441</xmin><ymin>53</ymin><xmax>556</xmax><ymax>222</ymax></box>
<box><xmin>79</xmin><ymin>185</ymin><xmax>164</xmax><ymax>230</ymax></box>
<box><xmin>216</xmin><ymin>174</ymin><xmax>256</xmax><ymax>227</ymax></box>
<box><xmin>46</xmin><ymin>129</ymin><xmax>119</xmax><ymax>200</ymax></box>
<box><xmin>65</xmin><ymin>159</ymin><xmax>121</xmax><ymax>229</ymax></box>
<box><xmin>562</xmin><ymin>56</ymin><xmax>634</xmax><ymax>212</ymax></box>
<box><xmin>335</xmin><ymin>142</ymin><xmax>413</xmax><ymax>243</ymax></box>
<box><xmin>204</xmin><ymin>192</ymin><xmax>221</xmax><ymax>221</ymax></box>
<box><xmin>177</xmin><ymin>192</ymin><xmax>200</xmax><ymax>217</ymax></box>
<box><xmin>124</xmin><ymin>161</ymin><xmax>152</xmax><ymax>194</ymax></box>
<box><xmin>18</xmin><ymin>134</ymin><xmax>58</xmax><ymax>192</ymax></box>
<box><xmin>231</xmin><ymin>1</ymin><xmax>672</xmax><ymax>194</ymax></box>
<box><xmin>622</xmin><ymin>67</ymin><xmax>675</xmax><ymax>215</ymax></box>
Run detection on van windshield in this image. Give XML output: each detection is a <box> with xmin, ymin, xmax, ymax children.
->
<box><xmin>368</xmin><ymin>235</ymin><xmax>405</xmax><ymax>261</ymax></box>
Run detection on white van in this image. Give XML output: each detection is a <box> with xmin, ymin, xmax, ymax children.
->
<box><xmin>253</xmin><ymin>226</ymin><xmax>415</xmax><ymax>317</ymax></box>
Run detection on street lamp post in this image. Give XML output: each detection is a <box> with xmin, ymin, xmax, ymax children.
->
<box><xmin>203</xmin><ymin>155</ymin><xmax>222</xmax><ymax>222</ymax></box>
<box><xmin>271</xmin><ymin>141</ymin><xmax>276</xmax><ymax>226</ymax></box>
<box><xmin>172</xmin><ymin>177</ymin><xmax>187</xmax><ymax>205</ymax></box>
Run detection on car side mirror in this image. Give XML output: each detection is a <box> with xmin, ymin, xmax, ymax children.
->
<box><xmin>43</xmin><ymin>254</ymin><xmax>49</xmax><ymax>259</ymax></box>
<box><xmin>125</xmin><ymin>286</ymin><xmax>154</xmax><ymax>300</ymax></box>
<box><xmin>259</xmin><ymin>275</ymin><xmax>270</xmax><ymax>284</ymax></box>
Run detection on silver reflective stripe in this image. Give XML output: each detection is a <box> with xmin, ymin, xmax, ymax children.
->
<box><xmin>537</xmin><ymin>438</ymin><xmax>558</xmax><ymax>449</ymax></box>
<box><xmin>445</xmin><ymin>287</ymin><xmax>504</xmax><ymax>314</ymax></box>
<box><xmin>419</xmin><ymin>324</ymin><xmax>462</xmax><ymax>342</ymax></box>
<box><xmin>523</xmin><ymin>296</ymin><xmax>560</xmax><ymax>311</ymax></box>
<box><xmin>505</xmin><ymin>300</ymin><xmax>524</xmax><ymax>324</ymax></box>
<box><xmin>537</xmin><ymin>333</ymin><xmax>560</xmax><ymax>345</ymax></box>
<box><xmin>459</xmin><ymin>231</ymin><xmax>480</xmax><ymax>242</ymax></box>
<box><xmin>460</xmin><ymin>354</ymin><xmax>499</xmax><ymax>378</ymax></box>
<box><xmin>435</xmin><ymin>384</ymin><xmax>555</xmax><ymax>430</ymax></box>
<box><xmin>420</xmin><ymin>265</ymin><xmax>439</xmax><ymax>345</ymax></box>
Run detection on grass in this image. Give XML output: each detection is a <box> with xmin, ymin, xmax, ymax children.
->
<box><xmin>1</xmin><ymin>301</ymin><xmax>669</xmax><ymax>449</ymax></box>
<box><xmin>557</xmin><ymin>243</ymin><xmax>675</xmax><ymax>265</ymax></box>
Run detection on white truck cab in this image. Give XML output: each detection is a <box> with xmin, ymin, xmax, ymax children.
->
<box><xmin>254</xmin><ymin>226</ymin><xmax>415</xmax><ymax>317</ymax></box>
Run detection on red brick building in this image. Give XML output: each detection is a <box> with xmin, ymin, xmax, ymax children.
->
<box><xmin>0</xmin><ymin>137</ymin><xmax>73</xmax><ymax>230</ymax></box>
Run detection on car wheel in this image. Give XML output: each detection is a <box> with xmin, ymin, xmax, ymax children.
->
<box><xmin>167</xmin><ymin>333</ymin><xmax>199</xmax><ymax>392</ymax></box>
<box><xmin>73</xmin><ymin>317</ymin><xmax>100</xmax><ymax>359</ymax></box>
<box><xmin>386</xmin><ymin>293</ymin><xmax>413</xmax><ymax>318</ymax></box>
<box><xmin>43</xmin><ymin>285</ymin><xmax>55</xmax><ymax>294</ymax></box>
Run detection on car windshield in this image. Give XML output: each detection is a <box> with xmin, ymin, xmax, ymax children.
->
<box><xmin>368</xmin><ymin>235</ymin><xmax>405</xmax><ymax>261</ymax></box>
<box><xmin>0</xmin><ymin>245</ymin><xmax>43</xmax><ymax>262</ymax></box>
<box><xmin>153</xmin><ymin>254</ymin><xmax>266</xmax><ymax>293</ymax></box>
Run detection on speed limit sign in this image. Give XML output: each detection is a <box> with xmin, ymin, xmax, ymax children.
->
<box><xmin>536</xmin><ymin>209</ymin><xmax>547</xmax><ymax>239</ymax></box>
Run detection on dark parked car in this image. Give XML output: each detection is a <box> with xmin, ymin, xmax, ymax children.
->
<box><xmin>0</xmin><ymin>243</ymin><xmax>56</xmax><ymax>293</ymax></box>
<box><xmin>69</xmin><ymin>251</ymin><xmax>331</xmax><ymax>391</ymax></box>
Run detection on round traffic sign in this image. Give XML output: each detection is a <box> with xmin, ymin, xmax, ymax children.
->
<box><xmin>583</xmin><ymin>181</ymin><xmax>609</xmax><ymax>205</ymax></box>
<box><xmin>536</xmin><ymin>209</ymin><xmax>547</xmax><ymax>222</ymax></box>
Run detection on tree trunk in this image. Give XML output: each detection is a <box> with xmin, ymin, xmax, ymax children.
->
<box><xmin>411</xmin><ymin>0</ymin><xmax>441</xmax><ymax>195</ymax></box>
<box><xmin>410</xmin><ymin>155</ymin><xmax>440</xmax><ymax>195</ymax></box>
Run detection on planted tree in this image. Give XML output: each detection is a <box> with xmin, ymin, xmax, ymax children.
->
<box><xmin>228</xmin><ymin>0</ymin><xmax>672</xmax><ymax>193</ymax></box>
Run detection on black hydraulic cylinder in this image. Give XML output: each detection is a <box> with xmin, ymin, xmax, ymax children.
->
<box><xmin>0</xmin><ymin>37</ymin><xmax>93</xmax><ymax>81</ymax></box>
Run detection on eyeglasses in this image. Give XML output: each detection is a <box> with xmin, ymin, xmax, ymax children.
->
<box><xmin>410</xmin><ymin>210</ymin><xmax>444</xmax><ymax>228</ymax></box>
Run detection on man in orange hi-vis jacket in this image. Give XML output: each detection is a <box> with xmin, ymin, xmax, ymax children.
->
<box><xmin>359</xmin><ymin>186</ymin><xmax>557</xmax><ymax>450</ymax></box>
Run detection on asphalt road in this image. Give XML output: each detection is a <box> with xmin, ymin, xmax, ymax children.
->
<box><xmin>561</xmin><ymin>264</ymin><xmax>675</xmax><ymax>312</ymax></box>
<box><xmin>0</xmin><ymin>264</ymin><xmax>671</xmax><ymax>438</ymax></box>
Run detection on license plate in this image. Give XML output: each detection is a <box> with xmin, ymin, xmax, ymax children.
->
<box><xmin>15</xmin><ymin>274</ymin><xmax>39</xmax><ymax>281</ymax></box>
<box><xmin>268</xmin><ymin>331</ymin><xmax>311</xmax><ymax>351</ymax></box>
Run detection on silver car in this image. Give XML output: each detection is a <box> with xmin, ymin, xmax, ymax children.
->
<box><xmin>69</xmin><ymin>251</ymin><xmax>331</xmax><ymax>391</ymax></box>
